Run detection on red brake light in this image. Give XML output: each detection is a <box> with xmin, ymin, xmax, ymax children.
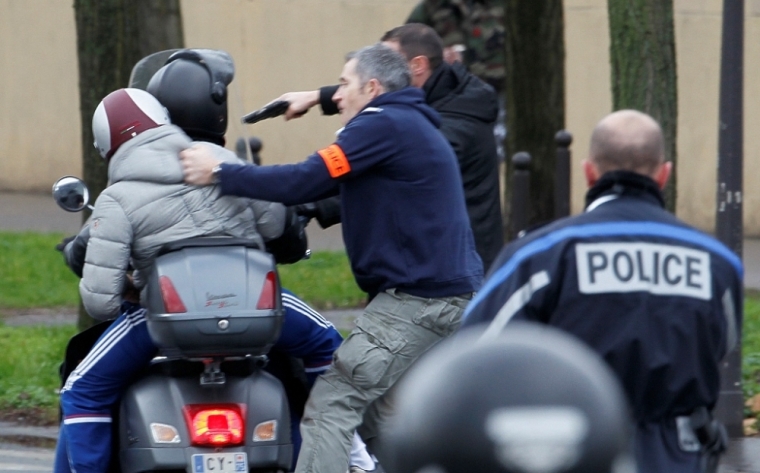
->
<box><xmin>256</xmin><ymin>271</ymin><xmax>278</xmax><ymax>310</ymax></box>
<box><xmin>159</xmin><ymin>276</ymin><xmax>187</xmax><ymax>313</ymax></box>
<box><xmin>183</xmin><ymin>403</ymin><xmax>246</xmax><ymax>446</ymax></box>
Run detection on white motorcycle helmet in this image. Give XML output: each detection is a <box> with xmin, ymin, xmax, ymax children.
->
<box><xmin>92</xmin><ymin>88</ymin><xmax>170</xmax><ymax>160</ymax></box>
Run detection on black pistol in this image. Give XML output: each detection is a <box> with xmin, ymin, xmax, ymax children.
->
<box><xmin>241</xmin><ymin>100</ymin><xmax>291</xmax><ymax>124</ymax></box>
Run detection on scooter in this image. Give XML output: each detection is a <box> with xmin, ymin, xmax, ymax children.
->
<box><xmin>53</xmin><ymin>176</ymin><xmax>293</xmax><ymax>473</ymax></box>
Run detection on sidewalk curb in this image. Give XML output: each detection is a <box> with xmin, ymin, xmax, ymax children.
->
<box><xmin>1</xmin><ymin>309</ymin><xmax>362</xmax><ymax>332</ymax></box>
<box><xmin>1</xmin><ymin>418</ymin><xmax>758</xmax><ymax>473</ymax></box>
<box><xmin>0</xmin><ymin>422</ymin><xmax>58</xmax><ymax>441</ymax></box>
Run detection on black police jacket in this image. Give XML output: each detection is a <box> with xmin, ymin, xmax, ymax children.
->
<box><xmin>461</xmin><ymin>171</ymin><xmax>743</xmax><ymax>423</ymax></box>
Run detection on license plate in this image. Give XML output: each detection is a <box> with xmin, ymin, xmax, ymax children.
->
<box><xmin>191</xmin><ymin>452</ymin><xmax>247</xmax><ymax>473</ymax></box>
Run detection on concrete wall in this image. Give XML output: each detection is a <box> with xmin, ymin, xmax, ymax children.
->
<box><xmin>0</xmin><ymin>1</ymin><xmax>81</xmax><ymax>192</ymax></box>
<box><xmin>565</xmin><ymin>0</ymin><xmax>760</xmax><ymax>234</ymax></box>
<box><xmin>0</xmin><ymin>0</ymin><xmax>417</xmax><ymax>194</ymax></box>
<box><xmin>1</xmin><ymin>0</ymin><xmax>759</xmax><ymax>234</ymax></box>
<box><xmin>181</xmin><ymin>0</ymin><xmax>419</xmax><ymax>172</ymax></box>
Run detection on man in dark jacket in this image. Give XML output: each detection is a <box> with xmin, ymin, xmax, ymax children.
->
<box><xmin>278</xmin><ymin>23</ymin><xmax>504</xmax><ymax>272</ymax></box>
<box><xmin>461</xmin><ymin>110</ymin><xmax>742</xmax><ymax>472</ymax></box>
<box><xmin>180</xmin><ymin>43</ymin><xmax>483</xmax><ymax>473</ymax></box>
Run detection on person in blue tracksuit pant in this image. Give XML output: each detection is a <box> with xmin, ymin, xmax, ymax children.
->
<box><xmin>461</xmin><ymin>110</ymin><xmax>742</xmax><ymax>473</ymax></box>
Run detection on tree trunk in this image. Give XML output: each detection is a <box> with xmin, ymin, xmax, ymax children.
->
<box><xmin>502</xmin><ymin>0</ymin><xmax>565</xmax><ymax>239</ymax></box>
<box><xmin>608</xmin><ymin>0</ymin><xmax>678</xmax><ymax>212</ymax></box>
<box><xmin>74</xmin><ymin>0</ymin><xmax>183</xmax><ymax>330</ymax></box>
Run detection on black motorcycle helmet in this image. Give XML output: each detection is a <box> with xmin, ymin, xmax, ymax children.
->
<box><xmin>383</xmin><ymin>323</ymin><xmax>636</xmax><ymax>473</ymax></box>
<box><xmin>146</xmin><ymin>49</ymin><xmax>234</xmax><ymax>145</ymax></box>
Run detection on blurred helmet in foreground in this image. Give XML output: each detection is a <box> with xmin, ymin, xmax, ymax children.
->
<box><xmin>384</xmin><ymin>323</ymin><xmax>635</xmax><ymax>473</ymax></box>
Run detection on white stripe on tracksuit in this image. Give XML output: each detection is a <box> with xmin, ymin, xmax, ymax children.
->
<box><xmin>282</xmin><ymin>293</ymin><xmax>333</xmax><ymax>328</ymax></box>
<box><xmin>61</xmin><ymin>308</ymin><xmax>147</xmax><ymax>393</ymax></box>
<box><xmin>63</xmin><ymin>416</ymin><xmax>112</xmax><ymax>425</ymax></box>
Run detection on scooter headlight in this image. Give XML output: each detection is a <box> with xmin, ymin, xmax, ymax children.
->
<box><xmin>150</xmin><ymin>423</ymin><xmax>181</xmax><ymax>443</ymax></box>
<box><xmin>253</xmin><ymin>420</ymin><xmax>277</xmax><ymax>441</ymax></box>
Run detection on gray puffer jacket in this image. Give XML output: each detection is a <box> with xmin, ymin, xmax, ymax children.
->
<box><xmin>80</xmin><ymin>125</ymin><xmax>285</xmax><ymax>320</ymax></box>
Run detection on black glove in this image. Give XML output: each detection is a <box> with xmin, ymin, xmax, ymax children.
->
<box><xmin>55</xmin><ymin>235</ymin><xmax>76</xmax><ymax>253</ymax></box>
<box><xmin>294</xmin><ymin>196</ymin><xmax>342</xmax><ymax>229</ymax></box>
<box><xmin>265</xmin><ymin>207</ymin><xmax>309</xmax><ymax>265</ymax></box>
<box><xmin>62</xmin><ymin>225</ymin><xmax>91</xmax><ymax>278</ymax></box>
<box><xmin>293</xmin><ymin>203</ymin><xmax>319</xmax><ymax>220</ymax></box>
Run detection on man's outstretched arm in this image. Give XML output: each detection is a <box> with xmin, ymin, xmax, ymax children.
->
<box><xmin>275</xmin><ymin>86</ymin><xmax>339</xmax><ymax>120</ymax></box>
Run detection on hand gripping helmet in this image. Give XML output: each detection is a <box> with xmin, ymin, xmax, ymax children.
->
<box><xmin>146</xmin><ymin>49</ymin><xmax>234</xmax><ymax>145</ymax></box>
<box><xmin>92</xmin><ymin>88</ymin><xmax>170</xmax><ymax>160</ymax></box>
<box><xmin>383</xmin><ymin>322</ymin><xmax>636</xmax><ymax>473</ymax></box>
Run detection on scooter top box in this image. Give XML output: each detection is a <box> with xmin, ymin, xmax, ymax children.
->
<box><xmin>142</xmin><ymin>237</ymin><xmax>284</xmax><ymax>359</ymax></box>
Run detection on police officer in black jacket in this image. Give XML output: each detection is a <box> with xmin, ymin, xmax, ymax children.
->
<box><xmin>461</xmin><ymin>109</ymin><xmax>742</xmax><ymax>473</ymax></box>
<box><xmin>276</xmin><ymin>23</ymin><xmax>504</xmax><ymax>272</ymax></box>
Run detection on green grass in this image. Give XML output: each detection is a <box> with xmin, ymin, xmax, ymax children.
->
<box><xmin>743</xmin><ymin>292</ymin><xmax>760</xmax><ymax>405</ymax></box>
<box><xmin>278</xmin><ymin>251</ymin><xmax>366</xmax><ymax>309</ymax></box>
<box><xmin>0</xmin><ymin>232</ymin><xmax>80</xmax><ymax>309</ymax></box>
<box><xmin>0</xmin><ymin>232</ymin><xmax>364</xmax><ymax>313</ymax></box>
<box><xmin>0</xmin><ymin>324</ymin><xmax>76</xmax><ymax>420</ymax></box>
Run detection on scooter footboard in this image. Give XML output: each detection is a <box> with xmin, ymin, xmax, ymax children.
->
<box><xmin>119</xmin><ymin>367</ymin><xmax>292</xmax><ymax>473</ymax></box>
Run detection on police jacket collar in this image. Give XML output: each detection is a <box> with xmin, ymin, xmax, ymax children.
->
<box><xmin>585</xmin><ymin>170</ymin><xmax>665</xmax><ymax>211</ymax></box>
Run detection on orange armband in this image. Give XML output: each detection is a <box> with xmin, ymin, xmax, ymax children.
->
<box><xmin>317</xmin><ymin>144</ymin><xmax>351</xmax><ymax>178</ymax></box>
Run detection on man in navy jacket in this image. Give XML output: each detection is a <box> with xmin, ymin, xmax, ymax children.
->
<box><xmin>181</xmin><ymin>43</ymin><xmax>482</xmax><ymax>473</ymax></box>
<box><xmin>278</xmin><ymin>23</ymin><xmax>503</xmax><ymax>272</ymax></box>
<box><xmin>461</xmin><ymin>110</ymin><xmax>742</xmax><ymax>473</ymax></box>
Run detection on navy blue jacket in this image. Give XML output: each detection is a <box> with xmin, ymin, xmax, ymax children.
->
<box><xmin>461</xmin><ymin>171</ymin><xmax>743</xmax><ymax>423</ymax></box>
<box><xmin>218</xmin><ymin>87</ymin><xmax>483</xmax><ymax>298</ymax></box>
<box><xmin>317</xmin><ymin>62</ymin><xmax>503</xmax><ymax>272</ymax></box>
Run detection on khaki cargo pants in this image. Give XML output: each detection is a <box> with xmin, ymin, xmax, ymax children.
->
<box><xmin>294</xmin><ymin>288</ymin><xmax>472</xmax><ymax>473</ymax></box>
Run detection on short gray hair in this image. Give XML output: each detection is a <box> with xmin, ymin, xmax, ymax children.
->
<box><xmin>346</xmin><ymin>43</ymin><xmax>411</xmax><ymax>92</ymax></box>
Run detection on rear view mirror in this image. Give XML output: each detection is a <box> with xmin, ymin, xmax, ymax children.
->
<box><xmin>52</xmin><ymin>176</ymin><xmax>91</xmax><ymax>212</ymax></box>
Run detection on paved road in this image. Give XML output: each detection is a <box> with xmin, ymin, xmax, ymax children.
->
<box><xmin>0</xmin><ymin>434</ymin><xmax>757</xmax><ymax>473</ymax></box>
<box><xmin>0</xmin><ymin>442</ymin><xmax>55</xmax><ymax>473</ymax></box>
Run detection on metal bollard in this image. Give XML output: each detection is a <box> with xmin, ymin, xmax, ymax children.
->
<box><xmin>511</xmin><ymin>152</ymin><xmax>531</xmax><ymax>238</ymax></box>
<box><xmin>248</xmin><ymin>137</ymin><xmax>263</xmax><ymax>166</ymax></box>
<box><xmin>554</xmin><ymin>130</ymin><xmax>573</xmax><ymax>219</ymax></box>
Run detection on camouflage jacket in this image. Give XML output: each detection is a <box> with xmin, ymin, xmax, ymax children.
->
<box><xmin>407</xmin><ymin>0</ymin><xmax>505</xmax><ymax>91</ymax></box>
